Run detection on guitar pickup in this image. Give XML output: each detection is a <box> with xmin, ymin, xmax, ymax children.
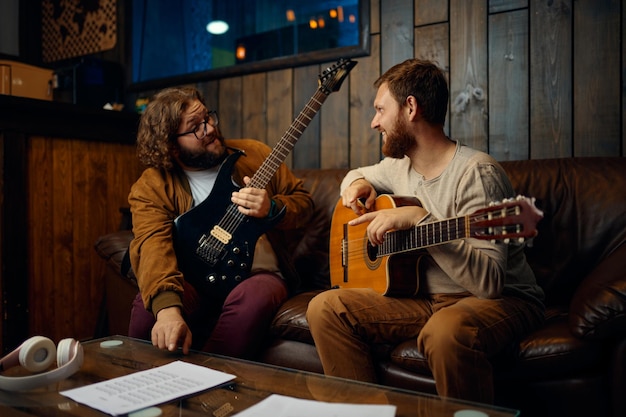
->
<box><xmin>210</xmin><ymin>225</ymin><xmax>232</xmax><ymax>244</ymax></box>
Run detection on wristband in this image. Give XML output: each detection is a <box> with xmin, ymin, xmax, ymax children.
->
<box><xmin>268</xmin><ymin>199</ymin><xmax>277</xmax><ymax>217</ymax></box>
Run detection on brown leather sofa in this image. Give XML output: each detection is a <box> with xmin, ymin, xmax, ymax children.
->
<box><xmin>95</xmin><ymin>157</ymin><xmax>626</xmax><ymax>417</ymax></box>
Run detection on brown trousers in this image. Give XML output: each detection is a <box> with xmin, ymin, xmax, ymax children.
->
<box><xmin>306</xmin><ymin>288</ymin><xmax>544</xmax><ymax>404</ymax></box>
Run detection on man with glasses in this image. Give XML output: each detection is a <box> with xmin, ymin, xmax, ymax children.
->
<box><xmin>127</xmin><ymin>87</ymin><xmax>314</xmax><ymax>357</ymax></box>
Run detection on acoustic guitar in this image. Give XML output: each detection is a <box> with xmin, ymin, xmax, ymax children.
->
<box><xmin>329</xmin><ymin>194</ymin><xmax>543</xmax><ymax>296</ymax></box>
<box><xmin>174</xmin><ymin>58</ymin><xmax>357</xmax><ymax>303</ymax></box>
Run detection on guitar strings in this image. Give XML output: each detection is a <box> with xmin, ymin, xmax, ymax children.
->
<box><xmin>338</xmin><ymin>205</ymin><xmax>522</xmax><ymax>261</ymax></box>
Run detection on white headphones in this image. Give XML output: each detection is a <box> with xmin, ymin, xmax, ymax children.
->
<box><xmin>0</xmin><ymin>336</ymin><xmax>84</xmax><ymax>392</ymax></box>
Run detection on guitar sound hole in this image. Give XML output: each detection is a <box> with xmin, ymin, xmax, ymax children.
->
<box><xmin>362</xmin><ymin>237</ymin><xmax>382</xmax><ymax>271</ymax></box>
<box><xmin>366</xmin><ymin>241</ymin><xmax>378</xmax><ymax>262</ymax></box>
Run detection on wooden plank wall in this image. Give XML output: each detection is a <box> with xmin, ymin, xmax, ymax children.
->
<box><xmin>26</xmin><ymin>137</ymin><xmax>143</xmax><ymax>344</ymax></box>
<box><xmin>146</xmin><ymin>0</ymin><xmax>623</xmax><ymax>170</ymax></box>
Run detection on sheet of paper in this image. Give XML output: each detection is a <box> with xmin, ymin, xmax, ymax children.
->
<box><xmin>233</xmin><ymin>393</ymin><xmax>396</xmax><ymax>417</ymax></box>
<box><xmin>60</xmin><ymin>360</ymin><xmax>236</xmax><ymax>416</ymax></box>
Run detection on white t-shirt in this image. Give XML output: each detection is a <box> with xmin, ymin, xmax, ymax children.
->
<box><xmin>185</xmin><ymin>168</ymin><xmax>219</xmax><ymax>207</ymax></box>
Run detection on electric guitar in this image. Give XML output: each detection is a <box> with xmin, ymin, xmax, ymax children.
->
<box><xmin>174</xmin><ymin>58</ymin><xmax>357</xmax><ymax>302</ymax></box>
<box><xmin>329</xmin><ymin>194</ymin><xmax>543</xmax><ymax>296</ymax></box>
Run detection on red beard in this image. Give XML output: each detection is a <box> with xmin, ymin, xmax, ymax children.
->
<box><xmin>381</xmin><ymin>115</ymin><xmax>415</xmax><ymax>158</ymax></box>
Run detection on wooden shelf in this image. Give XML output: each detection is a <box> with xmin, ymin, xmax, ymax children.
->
<box><xmin>0</xmin><ymin>95</ymin><xmax>139</xmax><ymax>143</ymax></box>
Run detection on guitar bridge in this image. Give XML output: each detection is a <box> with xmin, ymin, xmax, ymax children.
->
<box><xmin>196</xmin><ymin>234</ymin><xmax>220</xmax><ymax>265</ymax></box>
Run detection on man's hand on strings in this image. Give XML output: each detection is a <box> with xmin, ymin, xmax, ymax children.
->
<box><xmin>231</xmin><ymin>176</ymin><xmax>272</xmax><ymax>218</ymax></box>
<box><xmin>341</xmin><ymin>178</ymin><xmax>377</xmax><ymax>215</ymax></box>
<box><xmin>349</xmin><ymin>205</ymin><xmax>428</xmax><ymax>246</ymax></box>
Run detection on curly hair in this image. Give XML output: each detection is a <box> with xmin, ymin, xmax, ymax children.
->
<box><xmin>136</xmin><ymin>87</ymin><xmax>205</xmax><ymax>170</ymax></box>
<box><xmin>374</xmin><ymin>59</ymin><xmax>448</xmax><ymax>126</ymax></box>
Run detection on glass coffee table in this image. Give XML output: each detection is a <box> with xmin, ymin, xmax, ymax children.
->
<box><xmin>0</xmin><ymin>336</ymin><xmax>519</xmax><ymax>416</ymax></box>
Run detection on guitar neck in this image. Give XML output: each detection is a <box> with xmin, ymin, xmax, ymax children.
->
<box><xmin>378</xmin><ymin>215</ymin><xmax>469</xmax><ymax>256</ymax></box>
<box><xmin>246</xmin><ymin>58</ymin><xmax>356</xmax><ymax>189</ymax></box>
<box><xmin>248</xmin><ymin>89</ymin><xmax>328</xmax><ymax>189</ymax></box>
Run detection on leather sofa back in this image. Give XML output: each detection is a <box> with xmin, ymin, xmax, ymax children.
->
<box><xmin>289</xmin><ymin>169</ymin><xmax>348</xmax><ymax>291</ymax></box>
<box><xmin>500</xmin><ymin>158</ymin><xmax>626</xmax><ymax>305</ymax></box>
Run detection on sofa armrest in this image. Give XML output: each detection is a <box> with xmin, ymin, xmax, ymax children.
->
<box><xmin>569</xmin><ymin>243</ymin><xmax>626</xmax><ymax>339</ymax></box>
<box><xmin>94</xmin><ymin>230</ymin><xmax>136</xmax><ymax>285</ymax></box>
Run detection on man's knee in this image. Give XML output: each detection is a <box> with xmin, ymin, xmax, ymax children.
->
<box><xmin>418</xmin><ymin>307</ymin><xmax>478</xmax><ymax>354</ymax></box>
<box><xmin>306</xmin><ymin>290</ymin><xmax>340</xmax><ymax>326</ymax></box>
<box><xmin>128</xmin><ymin>292</ymin><xmax>154</xmax><ymax>339</ymax></box>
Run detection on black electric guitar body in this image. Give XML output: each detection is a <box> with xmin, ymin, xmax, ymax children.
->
<box><xmin>173</xmin><ymin>58</ymin><xmax>357</xmax><ymax>303</ymax></box>
<box><xmin>173</xmin><ymin>150</ymin><xmax>286</xmax><ymax>303</ymax></box>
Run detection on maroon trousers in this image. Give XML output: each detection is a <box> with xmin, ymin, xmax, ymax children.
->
<box><xmin>129</xmin><ymin>273</ymin><xmax>288</xmax><ymax>359</ymax></box>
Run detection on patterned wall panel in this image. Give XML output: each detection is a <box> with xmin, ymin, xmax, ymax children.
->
<box><xmin>42</xmin><ymin>0</ymin><xmax>117</xmax><ymax>62</ymax></box>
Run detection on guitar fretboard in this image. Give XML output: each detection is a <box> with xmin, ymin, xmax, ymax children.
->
<box><xmin>249</xmin><ymin>90</ymin><xmax>326</xmax><ymax>190</ymax></box>
<box><xmin>216</xmin><ymin>89</ymin><xmax>331</xmax><ymax>242</ymax></box>
<box><xmin>378</xmin><ymin>216</ymin><xmax>469</xmax><ymax>256</ymax></box>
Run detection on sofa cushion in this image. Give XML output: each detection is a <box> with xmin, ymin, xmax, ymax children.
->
<box><xmin>388</xmin><ymin>309</ymin><xmax>608</xmax><ymax>379</ymax></box>
<box><xmin>270</xmin><ymin>290</ymin><xmax>322</xmax><ymax>344</ymax></box>
<box><xmin>260</xmin><ymin>339</ymin><xmax>323</xmax><ymax>374</ymax></box>
<box><xmin>389</xmin><ymin>340</ymin><xmax>430</xmax><ymax>374</ymax></box>
<box><xmin>509</xmin><ymin>314</ymin><xmax>608</xmax><ymax>378</ymax></box>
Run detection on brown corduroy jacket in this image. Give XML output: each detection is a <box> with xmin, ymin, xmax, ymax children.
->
<box><xmin>128</xmin><ymin>139</ymin><xmax>314</xmax><ymax>316</ymax></box>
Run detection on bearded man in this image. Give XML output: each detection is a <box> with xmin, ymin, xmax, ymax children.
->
<box><xmin>306</xmin><ymin>59</ymin><xmax>544</xmax><ymax>404</ymax></box>
<box><xmin>128</xmin><ymin>87</ymin><xmax>313</xmax><ymax>358</ymax></box>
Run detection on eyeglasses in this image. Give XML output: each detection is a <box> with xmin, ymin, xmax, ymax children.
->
<box><xmin>175</xmin><ymin>110</ymin><xmax>219</xmax><ymax>140</ymax></box>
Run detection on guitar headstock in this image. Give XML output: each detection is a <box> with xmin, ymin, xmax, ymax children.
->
<box><xmin>318</xmin><ymin>58</ymin><xmax>358</xmax><ymax>95</ymax></box>
<box><xmin>470</xmin><ymin>195</ymin><xmax>543</xmax><ymax>243</ymax></box>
